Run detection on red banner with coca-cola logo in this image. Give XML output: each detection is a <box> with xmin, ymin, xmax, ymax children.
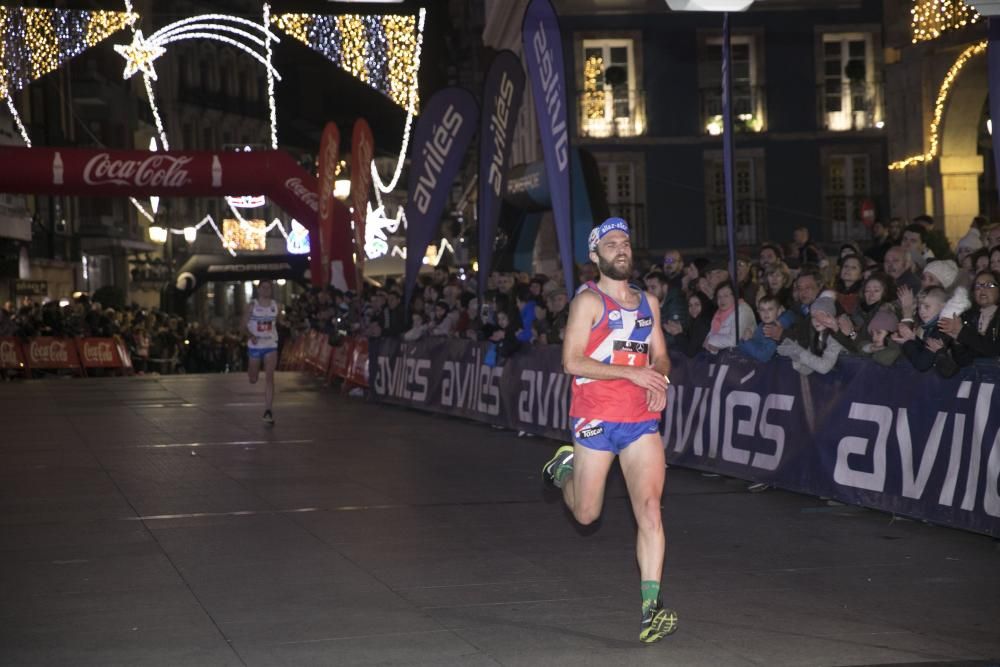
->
<box><xmin>350</xmin><ymin>119</ymin><xmax>375</xmax><ymax>282</ymax></box>
<box><xmin>0</xmin><ymin>337</ymin><xmax>26</xmax><ymax>370</ymax></box>
<box><xmin>76</xmin><ymin>338</ymin><xmax>129</xmax><ymax>369</ymax></box>
<box><xmin>0</xmin><ymin>146</ymin><xmax>352</xmax><ymax>287</ymax></box>
<box><xmin>26</xmin><ymin>337</ymin><xmax>82</xmax><ymax>370</ymax></box>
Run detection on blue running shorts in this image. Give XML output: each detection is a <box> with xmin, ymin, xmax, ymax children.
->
<box><xmin>572</xmin><ymin>418</ymin><xmax>660</xmax><ymax>455</ymax></box>
<box><xmin>248</xmin><ymin>347</ymin><xmax>278</xmax><ymax>360</ymax></box>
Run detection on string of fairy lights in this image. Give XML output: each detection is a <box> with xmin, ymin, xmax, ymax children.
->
<box><xmin>888</xmin><ymin>39</ymin><xmax>987</xmax><ymax>171</ymax></box>
<box><xmin>0</xmin><ymin>3</ymin><xmax>425</xmax><ymax>259</ymax></box>
<box><xmin>910</xmin><ymin>0</ymin><xmax>979</xmax><ymax>44</ymax></box>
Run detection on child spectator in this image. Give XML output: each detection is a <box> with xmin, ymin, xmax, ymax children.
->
<box><xmin>776</xmin><ymin>296</ymin><xmax>845</xmax><ymax>375</ymax></box>
<box><xmin>862</xmin><ymin>309</ymin><xmax>901</xmax><ymax>367</ymax></box>
<box><xmin>737</xmin><ymin>294</ymin><xmax>796</xmax><ymax>362</ymax></box>
<box><xmin>893</xmin><ymin>287</ymin><xmax>958</xmax><ymax>377</ymax></box>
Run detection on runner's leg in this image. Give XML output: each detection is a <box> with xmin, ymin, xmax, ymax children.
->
<box><xmin>247</xmin><ymin>355</ymin><xmax>261</xmax><ymax>385</ymax></box>
<box><xmin>618</xmin><ymin>433</ymin><xmax>666</xmax><ymax>584</ymax></box>
<box><xmin>263</xmin><ymin>350</ymin><xmax>277</xmax><ymax>412</ymax></box>
<box><xmin>562</xmin><ymin>444</ymin><xmax>615</xmax><ymax>525</ymax></box>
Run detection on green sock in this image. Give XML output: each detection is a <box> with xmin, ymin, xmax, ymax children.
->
<box><xmin>641</xmin><ymin>581</ymin><xmax>660</xmax><ymax>610</ymax></box>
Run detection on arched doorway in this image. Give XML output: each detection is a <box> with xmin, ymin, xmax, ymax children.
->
<box><xmin>937</xmin><ymin>50</ymin><xmax>988</xmax><ymax>241</ymax></box>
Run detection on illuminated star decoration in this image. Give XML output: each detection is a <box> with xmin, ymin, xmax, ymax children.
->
<box><xmin>113</xmin><ymin>29</ymin><xmax>164</xmax><ymax>80</ymax></box>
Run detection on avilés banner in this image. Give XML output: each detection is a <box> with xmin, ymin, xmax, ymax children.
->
<box><xmin>403</xmin><ymin>87</ymin><xmax>479</xmax><ymax>306</ymax></box>
<box><xmin>522</xmin><ymin>0</ymin><xmax>574</xmax><ymax>296</ymax></box>
<box><xmin>478</xmin><ymin>50</ymin><xmax>526</xmax><ymax>302</ymax></box>
<box><xmin>368</xmin><ymin>338</ymin><xmax>1000</xmax><ymax>537</ymax></box>
<box><xmin>351</xmin><ymin>118</ymin><xmax>375</xmax><ymax>283</ymax></box>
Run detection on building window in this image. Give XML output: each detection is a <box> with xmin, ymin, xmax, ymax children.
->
<box><xmin>825</xmin><ymin>154</ymin><xmax>871</xmax><ymax>242</ymax></box>
<box><xmin>598</xmin><ymin>159</ymin><xmax>646</xmax><ymax>247</ymax></box>
<box><xmin>579</xmin><ymin>38</ymin><xmax>645</xmax><ymax>138</ymax></box>
<box><xmin>820</xmin><ymin>33</ymin><xmax>882</xmax><ymax>131</ymax></box>
<box><xmin>701</xmin><ymin>35</ymin><xmax>764</xmax><ymax>135</ymax></box>
<box><xmin>705</xmin><ymin>155</ymin><xmax>766</xmax><ymax>246</ymax></box>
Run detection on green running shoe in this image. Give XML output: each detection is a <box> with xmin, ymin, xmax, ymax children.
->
<box><xmin>542</xmin><ymin>445</ymin><xmax>574</xmax><ymax>489</ymax></box>
<box><xmin>639</xmin><ymin>600</ymin><xmax>678</xmax><ymax>644</ymax></box>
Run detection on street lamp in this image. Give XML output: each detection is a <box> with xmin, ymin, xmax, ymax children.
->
<box><xmin>665</xmin><ymin>0</ymin><xmax>755</xmax><ymax>345</ymax></box>
<box><xmin>149</xmin><ymin>225</ymin><xmax>168</xmax><ymax>243</ymax></box>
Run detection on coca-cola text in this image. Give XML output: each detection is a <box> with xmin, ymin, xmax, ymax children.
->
<box><xmin>83</xmin><ymin>153</ymin><xmax>193</xmax><ymax>188</ymax></box>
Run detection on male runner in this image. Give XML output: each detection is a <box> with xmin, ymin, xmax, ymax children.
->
<box><xmin>542</xmin><ymin>217</ymin><xmax>677</xmax><ymax>643</ymax></box>
<box><xmin>243</xmin><ymin>279</ymin><xmax>279</xmax><ymax>424</ymax></box>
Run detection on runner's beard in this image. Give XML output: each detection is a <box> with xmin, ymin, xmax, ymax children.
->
<box><xmin>598</xmin><ymin>252</ymin><xmax>633</xmax><ymax>280</ymax></box>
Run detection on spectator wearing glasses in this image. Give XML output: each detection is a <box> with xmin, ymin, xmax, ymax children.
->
<box><xmin>883</xmin><ymin>245</ymin><xmax>923</xmax><ymax>294</ymax></box>
<box><xmin>661</xmin><ymin>249</ymin><xmax>684</xmax><ymax>290</ymax></box>
<box><xmin>938</xmin><ymin>270</ymin><xmax>1000</xmax><ymax>364</ymax></box>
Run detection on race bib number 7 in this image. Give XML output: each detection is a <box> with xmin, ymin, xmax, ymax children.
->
<box><xmin>611</xmin><ymin>340</ymin><xmax>649</xmax><ymax>367</ymax></box>
<box><xmin>256</xmin><ymin>321</ymin><xmax>273</xmax><ymax>333</ymax></box>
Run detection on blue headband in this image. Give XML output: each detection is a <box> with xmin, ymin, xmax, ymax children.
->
<box><xmin>588</xmin><ymin>217</ymin><xmax>630</xmax><ymax>251</ymax></box>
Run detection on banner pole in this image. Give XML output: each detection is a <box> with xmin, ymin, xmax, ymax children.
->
<box><xmin>722</xmin><ymin>12</ymin><xmax>739</xmax><ymax>345</ymax></box>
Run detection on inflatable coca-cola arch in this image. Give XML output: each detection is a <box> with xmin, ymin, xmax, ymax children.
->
<box><xmin>0</xmin><ymin>146</ymin><xmax>350</xmax><ymax>287</ymax></box>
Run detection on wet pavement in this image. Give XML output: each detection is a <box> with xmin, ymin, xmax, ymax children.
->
<box><xmin>1</xmin><ymin>372</ymin><xmax>998</xmax><ymax>666</ymax></box>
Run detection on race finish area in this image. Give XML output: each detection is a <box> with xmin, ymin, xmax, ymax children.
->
<box><xmin>1</xmin><ymin>373</ymin><xmax>997</xmax><ymax>666</ymax></box>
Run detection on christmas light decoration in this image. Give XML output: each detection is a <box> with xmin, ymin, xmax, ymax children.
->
<box><xmin>911</xmin><ymin>0</ymin><xmax>979</xmax><ymax>44</ymax></box>
<box><xmin>271</xmin><ymin>11</ymin><xmax>420</xmax><ymax>110</ymax></box>
<box><xmin>113</xmin><ymin>29</ymin><xmax>163</xmax><ymax>80</ymax></box>
<box><xmin>583</xmin><ymin>54</ymin><xmax>605</xmax><ymax>120</ymax></box>
<box><xmin>889</xmin><ymin>39</ymin><xmax>986</xmax><ymax>170</ymax></box>
<box><xmin>223</xmin><ymin>218</ymin><xmax>268</xmax><ymax>251</ymax></box>
<box><xmin>263</xmin><ymin>3</ymin><xmax>277</xmax><ymax>149</ymax></box>
<box><xmin>113</xmin><ymin>13</ymin><xmax>281</xmax><ymax>83</ymax></box>
<box><xmin>0</xmin><ymin>6</ymin><xmax>136</xmax><ymax>100</ymax></box>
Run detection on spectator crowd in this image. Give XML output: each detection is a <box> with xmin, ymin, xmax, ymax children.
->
<box><xmin>285</xmin><ymin>214</ymin><xmax>1000</xmax><ymax>378</ymax></box>
<box><xmin>5</xmin><ymin>213</ymin><xmax>999</xmax><ymax>379</ymax></box>
<box><xmin>0</xmin><ymin>297</ymin><xmax>249</xmax><ymax>375</ymax></box>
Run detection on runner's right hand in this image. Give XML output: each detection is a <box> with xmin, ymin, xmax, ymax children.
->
<box><xmin>627</xmin><ymin>366</ymin><xmax>668</xmax><ymax>392</ymax></box>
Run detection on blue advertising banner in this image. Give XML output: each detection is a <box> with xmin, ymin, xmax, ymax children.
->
<box><xmin>522</xmin><ymin>0</ymin><xmax>574</xmax><ymax>297</ymax></box>
<box><xmin>478</xmin><ymin>50</ymin><xmax>525</xmax><ymax>302</ymax></box>
<box><xmin>368</xmin><ymin>338</ymin><xmax>1000</xmax><ymax>537</ymax></box>
<box><xmin>403</xmin><ymin>87</ymin><xmax>479</xmax><ymax>306</ymax></box>
<box><xmin>989</xmin><ymin>18</ymin><xmax>1000</xmax><ymax>209</ymax></box>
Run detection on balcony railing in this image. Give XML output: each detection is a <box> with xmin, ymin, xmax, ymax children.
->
<box><xmin>577</xmin><ymin>89</ymin><xmax>646</xmax><ymax>139</ymax></box>
<box><xmin>699</xmin><ymin>85</ymin><xmax>766</xmax><ymax>135</ymax></box>
<box><xmin>826</xmin><ymin>195</ymin><xmax>873</xmax><ymax>243</ymax></box>
<box><xmin>708</xmin><ymin>197</ymin><xmax>766</xmax><ymax>247</ymax></box>
<box><xmin>818</xmin><ymin>81</ymin><xmax>884</xmax><ymax>131</ymax></box>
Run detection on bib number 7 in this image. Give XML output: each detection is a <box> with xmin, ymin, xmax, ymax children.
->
<box><xmin>611</xmin><ymin>340</ymin><xmax>649</xmax><ymax>367</ymax></box>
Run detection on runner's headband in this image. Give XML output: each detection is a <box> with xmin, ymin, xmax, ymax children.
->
<box><xmin>588</xmin><ymin>217</ymin><xmax>630</xmax><ymax>251</ymax></box>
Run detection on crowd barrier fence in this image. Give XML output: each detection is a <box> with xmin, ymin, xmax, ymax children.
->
<box><xmin>0</xmin><ymin>336</ymin><xmax>133</xmax><ymax>376</ymax></box>
<box><xmin>364</xmin><ymin>336</ymin><xmax>1000</xmax><ymax>537</ymax></box>
<box><xmin>278</xmin><ymin>331</ymin><xmax>368</xmax><ymax>388</ymax></box>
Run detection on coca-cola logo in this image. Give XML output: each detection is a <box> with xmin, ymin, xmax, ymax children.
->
<box><xmin>30</xmin><ymin>340</ymin><xmax>68</xmax><ymax>364</ymax></box>
<box><xmin>83</xmin><ymin>153</ymin><xmax>193</xmax><ymax>188</ymax></box>
<box><xmin>285</xmin><ymin>177</ymin><xmax>319</xmax><ymax>212</ymax></box>
<box><xmin>0</xmin><ymin>340</ymin><xmax>19</xmax><ymax>366</ymax></box>
<box><xmin>83</xmin><ymin>341</ymin><xmax>114</xmax><ymax>364</ymax></box>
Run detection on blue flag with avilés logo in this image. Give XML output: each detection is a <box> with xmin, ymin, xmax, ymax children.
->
<box><xmin>523</xmin><ymin>0</ymin><xmax>574</xmax><ymax>296</ymax></box>
<box><xmin>403</xmin><ymin>87</ymin><xmax>479</xmax><ymax>307</ymax></box>
<box><xmin>477</xmin><ymin>50</ymin><xmax>525</xmax><ymax>302</ymax></box>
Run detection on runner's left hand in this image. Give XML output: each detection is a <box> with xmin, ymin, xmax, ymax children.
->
<box><xmin>647</xmin><ymin>387</ymin><xmax>666</xmax><ymax>412</ymax></box>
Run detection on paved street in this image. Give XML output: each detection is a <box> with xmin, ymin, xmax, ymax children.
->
<box><xmin>1</xmin><ymin>372</ymin><xmax>998</xmax><ymax>666</ymax></box>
